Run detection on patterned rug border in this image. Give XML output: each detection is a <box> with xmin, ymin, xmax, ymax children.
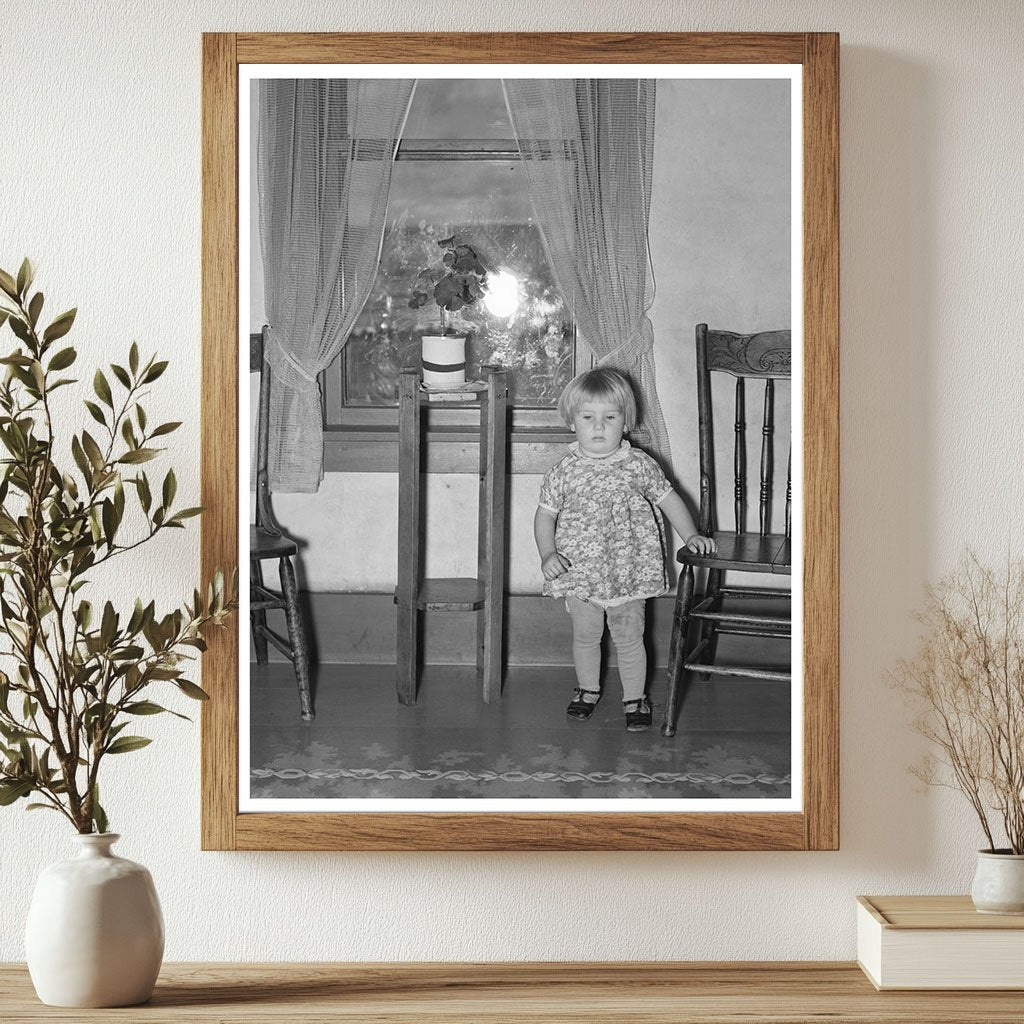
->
<box><xmin>251</xmin><ymin>766</ymin><xmax>791</xmax><ymax>787</ymax></box>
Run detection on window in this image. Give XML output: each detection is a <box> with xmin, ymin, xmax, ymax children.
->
<box><xmin>322</xmin><ymin>80</ymin><xmax>582</xmax><ymax>432</ymax></box>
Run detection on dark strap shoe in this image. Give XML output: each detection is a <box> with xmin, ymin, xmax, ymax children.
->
<box><xmin>623</xmin><ymin>697</ymin><xmax>652</xmax><ymax>732</ymax></box>
<box><xmin>566</xmin><ymin>688</ymin><xmax>602</xmax><ymax>720</ymax></box>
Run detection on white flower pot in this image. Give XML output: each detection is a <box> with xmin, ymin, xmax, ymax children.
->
<box><xmin>421</xmin><ymin>334</ymin><xmax>467</xmax><ymax>386</ymax></box>
<box><xmin>971</xmin><ymin>850</ymin><xmax>1024</xmax><ymax>915</ymax></box>
<box><xmin>25</xmin><ymin>833</ymin><xmax>164</xmax><ymax>1007</ymax></box>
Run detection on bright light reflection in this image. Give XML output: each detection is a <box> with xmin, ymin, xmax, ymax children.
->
<box><xmin>483</xmin><ymin>270</ymin><xmax>520</xmax><ymax>318</ymax></box>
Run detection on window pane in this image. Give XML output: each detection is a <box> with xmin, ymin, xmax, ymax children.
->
<box><xmin>402</xmin><ymin>79</ymin><xmax>512</xmax><ymax>140</ymax></box>
<box><xmin>342</xmin><ymin>80</ymin><xmax>575</xmax><ymax>408</ymax></box>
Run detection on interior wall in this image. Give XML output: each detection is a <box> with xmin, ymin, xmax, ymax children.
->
<box><xmin>3</xmin><ymin>0</ymin><xmax>1023</xmax><ymax>963</ymax></box>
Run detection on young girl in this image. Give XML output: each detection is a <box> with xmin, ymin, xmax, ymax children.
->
<box><xmin>534</xmin><ymin>368</ymin><xmax>716</xmax><ymax>731</ymax></box>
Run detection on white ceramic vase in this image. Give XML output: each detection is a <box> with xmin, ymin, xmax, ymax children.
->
<box><xmin>25</xmin><ymin>833</ymin><xmax>164</xmax><ymax>1007</ymax></box>
<box><xmin>421</xmin><ymin>334</ymin><xmax>467</xmax><ymax>387</ymax></box>
<box><xmin>970</xmin><ymin>850</ymin><xmax>1024</xmax><ymax>915</ymax></box>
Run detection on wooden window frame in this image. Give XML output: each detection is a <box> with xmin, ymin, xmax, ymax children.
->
<box><xmin>321</xmin><ymin>132</ymin><xmax>584</xmax><ymax>473</ymax></box>
<box><xmin>203</xmin><ymin>31</ymin><xmax>839</xmax><ymax>851</ymax></box>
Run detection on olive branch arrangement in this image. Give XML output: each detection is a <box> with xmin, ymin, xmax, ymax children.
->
<box><xmin>0</xmin><ymin>260</ymin><xmax>235</xmax><ymax>834</ymax></box>
<box><xmin>894</xmin><ymin>552</ymin><xmax>1024</xmax><ymax>854</ymax></box>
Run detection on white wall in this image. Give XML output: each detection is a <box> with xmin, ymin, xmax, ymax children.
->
<box><xmin>2</xmin><ymin>0</ymin><xmax>1022</xmax><ymax>962</ymax></box>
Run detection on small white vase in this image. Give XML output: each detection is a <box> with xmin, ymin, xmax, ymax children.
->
<box><xmin>25</xmin><ymin>833</ymin><xmax>164</xmax><ymax>1007</ymax></box>
<box><xmin>421</xmin><ymin>334</ymin><xmax>467</xmax><ymax>387</ymax></box>
<box><xmin>970</xmin><ymin>849</ymin><xmax>1024</xmax><ymax>915</ymax></box>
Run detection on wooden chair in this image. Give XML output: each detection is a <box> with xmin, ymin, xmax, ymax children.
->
<box><xmin>249</xmin><ymin>326</ymin><xmax>314</xmax><ymax>721</ymax></box>
<box><xmin>662</xmin><ymin>324</ymin><xmax>791</xmax><ymax>738</ymax></box>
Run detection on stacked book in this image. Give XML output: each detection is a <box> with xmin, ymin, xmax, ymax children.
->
<box><xmin>857</xmin><ymin>895</ymin><xmax>1024</xmax><ymax>989</ymax></box>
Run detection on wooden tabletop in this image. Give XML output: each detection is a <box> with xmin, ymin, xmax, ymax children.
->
<box><xmin>3</xmin><ymin>962</ymin><xmax>1024</xmax><ymax>1022</ymax></box>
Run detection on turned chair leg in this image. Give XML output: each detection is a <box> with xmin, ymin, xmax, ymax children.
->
<box><xmin>250</xmin><ymin>557</ymin><xmax>269</xmax><ymax>665</ymax></box>
<box><xmin>662</xmin><ymin>564</ymin><xmax>695</xmax><ymax>738</ymax></box>
<box><xmin>699</xmin><ymin>567</ymin><xmax>722</xmax><ymax>679</ymax></box>
<box><xmin>278</xmin><ymin>555</ymin><xmax>314</xmax><ymax>721</ymax></box>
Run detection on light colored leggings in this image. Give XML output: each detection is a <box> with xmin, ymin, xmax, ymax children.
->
<box><xmin>565</xmin><ymin>596</ymin><xmax>647</xmax><ymax>702</ymax></box>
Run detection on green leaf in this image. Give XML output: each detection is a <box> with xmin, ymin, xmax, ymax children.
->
<box><xmin>0</xmin><ymin>779</ymin><xmax>33</xmax><ymax>805</ymax></box>
<box><xmin>136</xmin><ymin>473</ymin><xmax>152</xmax><ymax>513</ymax></box>
<box><xmin>101</xmin><ymin>498</ymin><xmax>116</xmax><ymax>546</ymax></box>
<box><xmin>118</xmin><ymin>448</ymin><xmax>157</xmax><ymax>465</ymax></box>
<box><xmin>105</xmin><ymin>736</ymin><xmax>152</xmax><ymax>755</ymax></box>
<box><xmin>110</xmin><ymin>363</ymin><xmax>131</xmax><ymax>389</ymax></box>
<box><xmin>26</xmin><ymin>803</ymin><xmax>61</xmax><ymax>813</ymax></box>
<box><xmin>76</xmin><ymin>600</ymin><xmax>93</xmax><ymax>630</ymax></box>
<box><xmin>124</xmin><ymin>701</ymin><xmax>170</xmax><ymax>716</ymax></box>
<box><xmin>48</xmin><ymin>346</ymin><xmax>77</xmax><ymax>371</ymax></box>
<box><xmin>114</xmin><ymin>475</ymin><xmax>125</xmax><ymax>522</ymax></box>
<box><xmin>16</xmin><ymin>258</ymin><xmax>34</xmax><ymax>298</ymax></box>
<box><xmin>89</xmin><ymin>787</ymin><xmax>109</xmax><ymax>834</ymax></box>
<box><xmin>129</xmin><ymin>342</ymin><xmax>139</xmax><ymax>375</ymax></box>
<box><xmin>93</xmin><ymin>369</ymin><xmax>113</xmax><ymax>408</ymax></box>
<box><xmin>136</xmin><ymin>404</ymin><xmax>147</xmax><ymax>432</ymax></box>
<box><xmin>162</xmin><ymin>468</ymin><xmax>176</xmax><ymax>509</ymax></box>
<box><xmin>121</xmin><ymin>418</ymin><xmax>137</xmax><ymax>450</ymax></box>
<box><xmin>168</xmin><ymin>507</ymin><xmax>202</xmax><ymax>524</ymax></box>
<box><xmin>142</xmin><ymin>360</ymin><xmax>168</xmax><ymax>383</ymax></box>
<box><xmin>0</xmin><ymin>268</ymin><xmax>18</xmax><ymax>300</ymax></box>
<box><xmin>175</xmin><ymin>679</ymin><xmax>210</xmax><ymax>701</ymax></box>
<box><xmin>100</xmin><ymin>601</ymin><xmax>117</xmax><ymax>647</ymax></box>
<box><xmin>71</xmin><ymin>435</ymin><xmax>92</xmax><ymax>483</ymax></box>
<box><xmin>83</xmin><ymin>400</ymin><xmax>106</xmax><ymax>427</ymax></box>
<box><xmin>81</xmin><ymin>431</ymin><xmax>105</xmax><ymax>471</ymax></box>
<box><xmin>150</xmin><ymin>421</ymin><xmax>181</xmax><ymax>438</ymax></box>
<box><xmin>42</xmin><ymin>308</ymin><xmax>76</xmax><ymax>344</ymax></box>
<box><xmin>27</xmin><ymin>291</ymin><xmax>43</xmax><ymax>328</ymax></box>
<box><xmin>8</xmin><ymin>316</ymin><xmax>32</xmax><ymax>345</ymax></box>
<box><xmin>126</xmin><ymin>598</ymin><xmax>146</xmax><ymax>635</ymax></box>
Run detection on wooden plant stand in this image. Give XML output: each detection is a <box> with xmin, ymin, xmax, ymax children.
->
<box><xmin>395</xmin><ymin>367</ymin><xmax>508</xmax><ymax>705</ymax></box>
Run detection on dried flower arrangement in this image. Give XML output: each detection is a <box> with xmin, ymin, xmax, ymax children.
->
<box><xmin>894</xmin><ymin>552</ymin><xmax>1024</xmax><ymax>854</ymax></box>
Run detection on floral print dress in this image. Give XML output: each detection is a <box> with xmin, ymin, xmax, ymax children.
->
<box><xmin>538</xmin><ymin>440</ymin><xmax>674</xmax><ymax>606</ymax></box>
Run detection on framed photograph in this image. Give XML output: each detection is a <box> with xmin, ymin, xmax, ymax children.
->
<box><xmin>201</xmin><ymin>32</ymin><xmax>838</xmax><ymax>850</ymax></box>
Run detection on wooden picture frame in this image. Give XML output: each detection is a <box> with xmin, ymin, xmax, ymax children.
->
<box><xmin>201</xmin><ymin>31</ymin><xmax>838</xmax><ymax>851</ymax></box>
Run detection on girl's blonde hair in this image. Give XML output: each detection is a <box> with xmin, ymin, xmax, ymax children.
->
<box><xmin>557</xmin><ymin>367</ymin><xmax>638</xmax><ymax>431</ymax></box>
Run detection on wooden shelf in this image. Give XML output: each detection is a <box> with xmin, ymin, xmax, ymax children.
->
<box><xmin>416</xmin><ymin>577</ymin><xmax>486</xmax><ymax>611</ymax></box>
<box><xmin>3</xmin><ymin>962</ymin><xmax>1023</xmax><ymax>1022</ymax></box>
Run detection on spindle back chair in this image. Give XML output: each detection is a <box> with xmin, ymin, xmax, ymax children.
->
<box><xmin>249</xmin><ymin>326</ymin><xmax>314</xmax><ymax>720</ymax></box>
<box><xmin>662</xmin><ymin>324</ymin><xmax>792</xmax><ymax>738</ymax></box>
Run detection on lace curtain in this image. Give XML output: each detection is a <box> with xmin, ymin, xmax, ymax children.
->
<box><xmin>502</xmin><ymin>79</ymin><xmax>671</xmax><ymax>466</ymax></box>
<box><xmin>257</xmin><ymin>78</ymin><xmax>414</xmax><ymax>492</ymax></box>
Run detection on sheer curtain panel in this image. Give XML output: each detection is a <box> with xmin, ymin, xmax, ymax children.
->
<box><xmin>502</xmin><ymin>78</ymin><xmax>671</xmax><ymax>465</ymax></box>
<box><xmin>257</xmin><ymin>78</ymin><xmax>414</xmax><ymax>492</ymax></box>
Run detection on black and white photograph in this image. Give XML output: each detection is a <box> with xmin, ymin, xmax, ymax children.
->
<box><xmin>240</xmin><ymin>64</ymin><xmax>801</xmax><ymax>813</ymax></box>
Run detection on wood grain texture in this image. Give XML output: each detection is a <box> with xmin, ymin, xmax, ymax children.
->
<box><xmin>233</xmin><ymin>811</ymin><xmax>806</xmax><ymax>851</ymax></box>
<box><xmin>235</xmin><ymin>32</ymin><xmax>807</xmax><ymax>64</ymax></box>
<box><xmin>801</xmin><ymin>32</ymin><xmax>841</xmax><ymax>852</ymax></box>
<box><xmin>201</xmin><ymin>31</ymin><xmax>840</xmax><ymax>851</ymax></box>
<box><xmin>3</xmin><ymin>962</ymin><xmax>1023</xmax><ymax>1023</ymax></box>
<box><xmin>200</xmin><ymin>32</ymin><xmax>238</xmax><ymax>852</ymax></box>
<box><xmin>861</xmin><ymin>895</ymin><xmax>1024</xmax><ymax>930</ymax></box>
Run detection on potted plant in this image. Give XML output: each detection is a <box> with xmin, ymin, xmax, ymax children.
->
<box><xmin>894</xmin><ymin>552</ymin><xmax>1024</xmax><ymax>913</ymax></box>
<box><xmin>408</xmin><ymin>235</ymin><xmax>490</xmax><ymax>387</ymax></box>
<box><xmin>0</xmin><ymin>259</ymin><xmax>236</xmax><ymax>1005</ymax></box>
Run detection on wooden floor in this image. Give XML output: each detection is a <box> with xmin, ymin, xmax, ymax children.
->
<box><xmin>4</xmin><ymin>962</ymin><xmax>1024</xmax><ymax>1023</ymax></box>
<box><xmin>248</xmin><ymin>632</ymin><xmax>791</xmax><ymax>801</ymax></box>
